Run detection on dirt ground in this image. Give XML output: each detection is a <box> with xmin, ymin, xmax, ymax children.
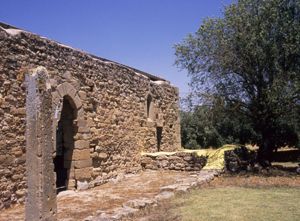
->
<box><xmin>1</xmin><ymin>165</ymin><xmax>298</xmax><ymax>221</ymax></box>
<box><xmin>0</xmin><ymin>170</ymin><xmax>218</xmax><ymax>221</ymax></box>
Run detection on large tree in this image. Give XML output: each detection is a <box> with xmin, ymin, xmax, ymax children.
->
<box><xmin>175</xmin><ymin>0</ymin><xmax>300</xmax><ymax>165</ymax></box>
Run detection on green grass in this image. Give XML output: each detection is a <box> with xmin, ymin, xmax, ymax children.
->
<box><xmin>172</xmin><ymin>187</ymin><xmax>300</xmax><ymax>221</ymax></box>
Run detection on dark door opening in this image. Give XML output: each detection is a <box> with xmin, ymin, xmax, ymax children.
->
<box><xmin>54</xmin><ymin>120</ymin><xmax>67</xmax><ymax>192</ymax></box>
<box><xmin>54</xmin><ymin>97</ymin><xmax>75</xmax><ymax>193</ymax></box>
<box><xmin>156</xmin><ymin>127</ymin><xmax>163</xmax><ymax>151</ymax></box>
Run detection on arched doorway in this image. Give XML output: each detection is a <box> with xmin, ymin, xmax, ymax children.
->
<box><xmin>54</xmin><ymin>96</ymin><xmax>76</xmax><ymax>192</ymax></box>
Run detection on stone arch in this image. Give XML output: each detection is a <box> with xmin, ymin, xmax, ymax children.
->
<box><xmin>52</xmin><ymin>82</ymin><xmax>92</xmax><ymax>191</ymax></box>
<box><xmin>54</xmin><ymin>95</ymin><xmax>77</xmax><ymax>192</ymax></box>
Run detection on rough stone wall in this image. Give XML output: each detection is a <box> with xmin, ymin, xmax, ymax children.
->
<box><xmin>141</xmin><ymin>152</ymin><xmax>207</xmax><ymax>171</ymax></box>
<box><xmin>224</xmin><ymin>146</ymin><xmax>256</xmax><ymax>173</ymax></box>
<box><xmin>0</xmin><ymin>23</ymin><xmax>181</xmax><ymax>209</ymax></box>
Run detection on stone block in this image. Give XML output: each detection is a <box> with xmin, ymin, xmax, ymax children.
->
<box><xmin>90</xmin><ymin>152</ymin><xmax>98</xmax><ymax>159</ymax></box>
<box><xmin>78</xmin><ymin>126</ymin><xmax>90</xmax><ymax>133</ymax></box>
<box><xmin>78</xmin><ymin>91</ymin><xmax>87</xmax><ymax>100</ymax></box>
<box><xmin>72</xmin><ymin>149</ymin><xmax>91</xmax><ymax>161</ymax></box>
<box><xmin>57</xmin><ymin>83</ymin><xmax>67</xmax><ymax>97</ymax></box>
<box><xmin>73</xmin><ymin>95</ymin><xmax>82</xmax><ymax>109</ymax></box>
<box><xmin>11</xmin><ymin>107</ymin><xmax>26</xmax><ymax>115</ymax></box>
<box><xmin>74</xmin><ymin>140</ymin><xmax>89</xmax><ymax>150</ymax></box>
<box><xmin>74</xmin><ymin>167</ymin><xmax>92</xmax><ymax>180</ymax></box>
<box><xmin>15</xmin><ymin>190</ymin><xmax>26</xmax><ymax>198</ymax></box>
<box><xmin>77</xmin><ymin>118</ymin><xmax>87</xmax><ymax>127</ymax></box>
<box><xmin>52</xmin><ymin>91</ymin><xmax>61</xmax><ymax>106</ymax></box>
<box><xmin>69</xmin><ymin>168</ymin><xmax>75</xmax><ymax>179</ymax></box>
<box><xmin>183</xmin><ymin>156</ymin><xmax>192</xmax><ymax>161</ymax></box>
<box><xmin>67</xmin><ymin>179</ymin><xmax>76</xmax><ymax>189</ymax></box>
<box><xmin>77</xmin><ymin>180</ymin><xmax>89</xmax><ymax>190</ymax></box>
<box><xmin>65</xmin><ymin>83</ymin><xmax>77</xmax><ymax>98</ymax></box>
<box><xmin>74</xmin><ymin>159</ymin><xmax>92</xmax><ymax>169</ymax></box>
<box><xmin>77</xmin><ymin>108</ymin><xmax>85</xmax><ymax>118</ymax></box>
<box><xmin>98</xmin><ymin>152</ymin><xmax>108</xmax><ymax>159</ymax></box>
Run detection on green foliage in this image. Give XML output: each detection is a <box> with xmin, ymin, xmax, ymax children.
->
<box><xmin>180</xmin><ymin>103</ymin><xmax>258</xmax><ymax>149</ymax></box>
<box><xmin>176</xmin><ymin>0</ymin><xmax>300</xmax><ymax>162</ymax></box>
<box><xmin>180</xmin><ymin>107</ymin><xmax>224</xmax><ymax>149</ymax></box>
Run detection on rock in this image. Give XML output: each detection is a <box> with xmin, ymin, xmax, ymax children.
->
<box><xmin>111</xmin><ymin>206</ymin><xmax>139</xmax><ymax>220</ymax></box>
<box><xmin>155</xmin><ymin>191</ymin><xmax>174</xmax><ymax>201</ymax></box>
<box><xmin>15</xmin><ymin>189</ymin><xmax>25</xmax><ymax>197</ymax></box>
<box><xmin>74</xmin><ymin>140</ymin><xmax>90</xmax><ymax>150</ymax></box>
<box><xmin>77</xmin><ymin>181</ymin><xmax>89</xmax><ymax>190</ymax></box>
<box><xmin>98</xmin><ymin>152</ymin><xmax>108</xmax><ymax>160</ymax></box>
<box><xmin>176</xmin><ymin>185</ymin><xmax>190</xmax><ymax>193</ymax></box>
<box><xmin>90</xmin><ymin>152</ymin><xmax>98</xmax><ymax>159</ymax></box>
<box><xmin>123</xmin><ymin>198</ymin><xmax>155</xmax><ymax>209</ymax></box>
<box><xmin>224</xmin><ymin>146</ymin><xmax>256</xmax><ymax>173</ymax></box>
<box><xmin>11</xmin><ymin>175</ymin><xmax>21</xmax><ymax>181</ymax></box>
<box><xmin>160</xmin><ymin>184</ymin><xmax>178</xmax><ymax>192</ymax></box>
<box><xmin>0</xmin><ymin>200</ymin><xmax>4</xmax><ymax>210</ymax></box>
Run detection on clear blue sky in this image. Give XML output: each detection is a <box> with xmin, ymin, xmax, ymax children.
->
<box><xmin>1</xmin><ymin>0</ymin><xmax>233</xmax><ymax>97</ymax></box>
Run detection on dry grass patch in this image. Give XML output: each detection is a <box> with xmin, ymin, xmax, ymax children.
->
<box><xmin>132</xmin><ymin>174</ymin><xmax>300</xmax><ymax>221</ymax></box>
<box><xmin>172</xmin><ymin>187</ymin><xmax>300</xmax><ymax>221</ymax></box>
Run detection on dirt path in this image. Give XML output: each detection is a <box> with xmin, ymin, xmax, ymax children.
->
<box><xmin>0</xmin><ymin>170</ymin><xmax>219</xmax><ymax>221</ymax></box>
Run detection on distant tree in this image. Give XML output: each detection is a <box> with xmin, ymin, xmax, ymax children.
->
<box><xmin>175</xmin><ymin>0</ymin><xmax>300</xmax><ymax>165</ymax></box>
<box><xmin>180</xmin><ymin>100</ymin><xmax>258</xmax><ymax>149</ymax></box>
<box><xmin>180</xmin><ymin>106</ymin><xmax>224</xmax><ymax>149</ymax></box>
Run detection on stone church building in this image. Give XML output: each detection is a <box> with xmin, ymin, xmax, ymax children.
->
<box><xmin>0</xmin><ymin>22</ymin><xmax>181</xmax><ymax>212</ymax></box>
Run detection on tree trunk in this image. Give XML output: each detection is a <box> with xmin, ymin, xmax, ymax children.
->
<box><xmin>257</xmin><ymin>136</ymin><xmax>273</xmax><ymax>167</ymax></box>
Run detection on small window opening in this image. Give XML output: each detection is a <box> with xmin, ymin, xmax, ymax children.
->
<box><xmin>147</xmin><ymin>94</ymin><xmax>153</xmax><ymax>119</ymax></box>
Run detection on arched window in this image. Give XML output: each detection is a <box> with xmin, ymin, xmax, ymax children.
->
<box><xmin>146</xmin><ymin>94</ymin><xmax>153</xmax><ymax>119</ymax></box>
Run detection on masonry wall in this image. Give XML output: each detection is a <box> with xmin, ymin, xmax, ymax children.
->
<box><xmin>0</xmin><ymin>24</ymin><xmax>181</xmax><ymax>209</ymax></box>
<box><xmin>141</xmin><ymin>152</ymin><xmax>207</xmax><ymax>171</ymax></box>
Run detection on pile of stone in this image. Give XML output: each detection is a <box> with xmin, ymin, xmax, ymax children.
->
<box><xmin>224</xmin><ymin>146</ymin><xmax>256</xmax><ymax>172</ymax></box>
<box><xmin>141</xmin><ymin>152</ymin><xmax>207</xmax><ymax>171</ymax></box>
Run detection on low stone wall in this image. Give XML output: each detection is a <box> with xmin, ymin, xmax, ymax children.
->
<box><xmin>141</xmin><ymin>152</ymin><xmax>207</xmax><ymax>171</ymax></box>
<box><xmin>224</xmin><ymin>146</ymin><xmax>256</xmax><ymax>172</ymax></box>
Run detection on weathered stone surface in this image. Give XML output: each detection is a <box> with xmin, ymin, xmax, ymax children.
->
<box><xmin>98</xmin><ymin>152</ymin><xmax>108</xmax><ymax>159</ymax></box>
<box><xmin>72</xmin><ymin>149</ymin><xmax>91</xmax><ymax>161</ymax></box>
<box><xmin>123</xmin><ymin>198</ymin><xmax>156</xmax><ymax>209</ymax></box>
<box><xmin>77</xmin><ymin>181</ymin><xmax>89</xmax><ymax>190</ymax></box>
<box><xmin>25</xmin><ymin>67</ymin><xmax>57</xmax><ymax>220</ymax></box>
<box><xmin>74</xmin><ymin>159</ymin><xmax>92</xmax><ymax>169</ymax></box>
<box><xmin>141</xmin><ymin>152</ymin><xmax>207</xmax><ymax>172</ymax></box>
<box><xmin>74</xmin><ymin>140</ymin><xmax>90</xmax><ymax>150</ymax></box>
<box><xmin>74</xmin><ymin>167</ymin><xmax>92</xmax><ymax>180</ymax></box>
